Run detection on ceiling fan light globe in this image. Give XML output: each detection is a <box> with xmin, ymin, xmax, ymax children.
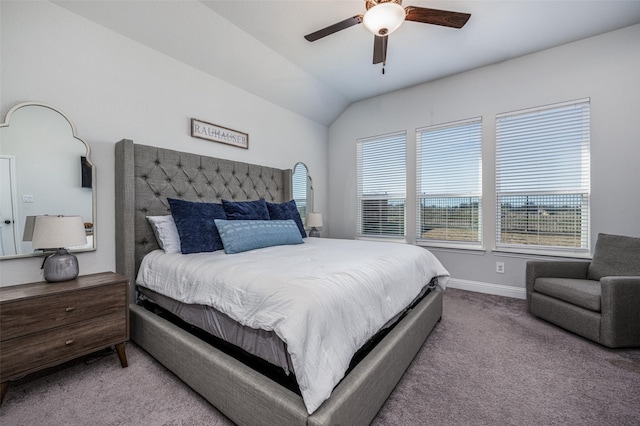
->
<box><xmin>363</xmin><ymin>3</ymin><xmax>406</xmax><ymax>36</ymax></box>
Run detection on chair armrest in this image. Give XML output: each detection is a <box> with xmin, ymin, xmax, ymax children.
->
<box><xmin>525</xmin><ymin>261</ymin><xmax>590</xmax><ymax>311</ymax></box>
<box><xmin>600</xmin><ymin>276</ymin><xmax>640</xmax><ymax>348</ymax></box>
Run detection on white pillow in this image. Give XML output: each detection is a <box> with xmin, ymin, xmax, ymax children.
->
<box><xmin>146</xmin><ymin>215</ymin><xmax>181</xmax><ymax>254</ymax></box>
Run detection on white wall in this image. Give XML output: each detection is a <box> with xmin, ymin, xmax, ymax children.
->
<box><xmin>328</xmin><ymin>24</ymin><xmax>640</xmax><ymax>295</ymax></box>
<box><xmin>0</xmin><ymin>1</ymin><xmax>328</xmax><ymax>286</ymax></box>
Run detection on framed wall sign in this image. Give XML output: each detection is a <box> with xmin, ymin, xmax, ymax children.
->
<box><xmin>191</xmin><ymin>118</ymin><xmax>249</xmax><ymax>149</ymax></box>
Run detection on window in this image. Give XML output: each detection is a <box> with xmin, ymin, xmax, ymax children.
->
<box><xmin>496</xmin><ymin>99</ymin><xmax>590</xmax><ymax>252</ymax></box>
<box><xmin>357</xmin><ymin>132</ymin><xmax>406</xmax><ymax>238</ymax></box>
<box><xmin>416</xmin><ymin>118</ymin><xmax>482</xmax><ymax>245</ymax></box>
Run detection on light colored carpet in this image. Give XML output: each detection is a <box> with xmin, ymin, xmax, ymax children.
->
<box><xmin>1</xmin><ymin>288</ymin><xmax>639</xmax><ymax>425</ymax></box>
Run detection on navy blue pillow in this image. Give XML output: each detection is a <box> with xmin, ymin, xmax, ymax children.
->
<box><xmin>168</xmin><ymin>198</ymin><xmax>227</xmax><ymax>254</ymax></box>
<box><xmin>222</xmin><ymin>199</ymin><xmax>270</xmax><ymax>220</ymax></box>
<box><xmin>266</xmin><ymin>199</ymin><xmax>307</xmax><ymax>238</ymax></box>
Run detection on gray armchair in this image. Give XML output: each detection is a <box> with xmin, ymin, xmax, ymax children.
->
<box><xmin>526</xmin><ymin>233</ymin><xmax>640</xmax><ymax>348</ymax></box>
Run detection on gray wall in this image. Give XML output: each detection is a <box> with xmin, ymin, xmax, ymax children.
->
<box><xmin>328</xmin><ymin>24</ymin><xmax>640</xmax><ymax>295</ymax></box>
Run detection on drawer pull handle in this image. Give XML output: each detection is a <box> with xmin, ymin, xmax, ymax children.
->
<box><xmin>65</xmin><ymin>307</ymin><xmax>75</xmax><ymax>312</ymax></box>
<box><xmin>65</xmin><ymin>339</ymin><xmax>74</xmax><ymax>345</ymax></box>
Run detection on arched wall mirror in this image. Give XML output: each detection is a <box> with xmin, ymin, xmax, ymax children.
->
<box><xmin>292</xmin><ymin>162</ymin><xmax>313</xmax><ymax>225</ymax></box>
<box><xmin>0</xmin><ymin>102</ymin><xmax>96</xmax><ymax>259</ymax></box>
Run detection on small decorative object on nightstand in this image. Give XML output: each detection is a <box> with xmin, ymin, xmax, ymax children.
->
<box><xmin>31</xmin><ymin>215</ymin><xmax>87</xmax><ymax>283</ymax></box>
<box><xmin>0</xmin><ymin>272</ymin><xmax>129</xmax><ymax>404</ymax></box>
<box><xmin>307</xmin><ymin>212</ymin><xmax>323</xmax><ymax>237</ymax></box>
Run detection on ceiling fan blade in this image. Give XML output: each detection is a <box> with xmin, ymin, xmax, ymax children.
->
<box><xmin>405</xmin><ymin>6</ymin><xmax>471</xmax><ymax>29</ymax></box>
<box><xmin>304</xmin><ymin>15</ymin><xmax>363</xmax><ymax>42</ymax></box>
<box><xmin>373</xmin><ymin>35</ymin><xmax>388</xmax><ymax>65</ymax></box>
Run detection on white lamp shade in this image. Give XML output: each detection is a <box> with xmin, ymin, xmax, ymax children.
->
<box><xmin>363</xmin><ymin>2</ymin><xmax>406</xmax><ymax>36</ymax></box>
<box><xmin>31</xmin><ymin>215</ymin><xmax>87</xmax><ymax>249</ymax></box>
<box><xmin>306</xmin><ymin>212</ymin><xmax>323</xmax><ymax>228</ymax></box>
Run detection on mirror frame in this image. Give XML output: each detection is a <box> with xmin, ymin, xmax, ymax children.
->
<box><xmin>0</xmin><ymin>102</ymin><xmax>97</xmax><ymax>259</ymax></box>
<box><xmin>293</xmin><ymin>162</ymin><xmax>313</xmax><ymax>224</ymax></box>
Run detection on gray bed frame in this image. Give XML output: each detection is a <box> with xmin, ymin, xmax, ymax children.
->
<box><xmin>114</xmin><ymin>139</ymin><xmax>443</xmax><ymax>425</ymax></box>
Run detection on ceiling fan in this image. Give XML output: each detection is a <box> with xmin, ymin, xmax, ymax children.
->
<box><xmin>304</xmin><ymin>0</ymin><xmax>471</xmax><ymax>73</ymax></box>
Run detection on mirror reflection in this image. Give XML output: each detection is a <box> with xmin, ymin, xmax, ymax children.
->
<box><xmin>0</xmin><ymin>103</ymin><xmax>95</xmax><ymax>258</ymax></box>
<box><xmin>293</xmin><ymin>162</ymin><xmax>313</xmax><ymax>225</ymax></box>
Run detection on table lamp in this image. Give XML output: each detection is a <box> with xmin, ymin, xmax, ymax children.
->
<box><xmin>306</xmin><ymin>212</ymin><xmax>323</xmax><ymax>237</ymax></box>
<box><xmin>31</xmin><ymin>215</ymin><xmax>87</xmax><ymax>282</ymax></box>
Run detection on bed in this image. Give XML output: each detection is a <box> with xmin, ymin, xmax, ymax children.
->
<box><xmin>115</xmin><ymin>139</ymin><xmax>446</xmax><ymax>425</ymax></box>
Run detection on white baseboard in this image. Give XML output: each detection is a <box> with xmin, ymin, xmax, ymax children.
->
<box><xmin>446</xmin><ymin>278</ymin><xmax>526</xmax><ymax>300</ymax></box>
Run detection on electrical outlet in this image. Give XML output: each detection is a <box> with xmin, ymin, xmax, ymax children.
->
<box><xmin>496</xmin><ymin>262</ymin><xmax>505</xmax><ymax>274</ymax></box>
<box><xmin>22</xmin><ymin>194</ymin><xmax>34</xmax><ymax>203</ymax></box>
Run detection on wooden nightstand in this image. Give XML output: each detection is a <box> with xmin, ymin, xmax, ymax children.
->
<box><xmin>0</xmin><ymin>272</ymin><xmax>129</xmax><ymax>404</ymax></box>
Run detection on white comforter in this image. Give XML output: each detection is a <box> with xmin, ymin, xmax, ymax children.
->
<box><xmin>136</xmin><ymin>238</ymin><xmax>449</xmax><ymax>414</ymax></box>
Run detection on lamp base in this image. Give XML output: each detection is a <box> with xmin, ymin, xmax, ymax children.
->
<box><xmin>43</xmin><ymin>249</ymin><xmax>79</xmax><ymax>283</ymax></box>
<box><xmin>309</xmin><ymin>227</ymin><xmax>320</xmax><ymax>238</ymax></box>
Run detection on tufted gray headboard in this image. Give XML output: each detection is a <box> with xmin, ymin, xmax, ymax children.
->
<box><xmin>114</xmin><ymin>139</ymin><xmax>292</xmax><ymax>302</ymax></box>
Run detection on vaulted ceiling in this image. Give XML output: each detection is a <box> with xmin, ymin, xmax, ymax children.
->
<box><xmin>55</xmin><ymin>1</ymin><xmax>640</xmax><ymax>126</ymax></box>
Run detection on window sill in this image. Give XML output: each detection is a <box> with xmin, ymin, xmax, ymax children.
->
<box><xmin>416</xmin><ymin>242</ymin><xmax>486</xmax><ymax>255</ymax></box>
<box><xmin>356</xmin><ymin>237</ymin><xmax>487</xmax><ymax>255</ymax></box>
<box><xmin>492</xmin><ymin>248</ymin><xmax>592</xmax><ymax>261</ymax></box>
<box><xmin>357</xmin><ymin>236</ymin><xmax>407</xmax><ymax>244</ymax></box>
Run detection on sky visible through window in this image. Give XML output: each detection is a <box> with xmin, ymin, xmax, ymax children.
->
<box><xmin>496</xmin><ymin>102</ymin><xmax>590</xmax><ymax>208</ymax></box>
<box><xmin>419</xmin><ymin>121</ymin><xmax>482</xmax><ymax>207</ymax></box>
<box><xmin>359</xmin><ymin>138</ymin><xmax>405</xmax><ymax>197</ymax></box>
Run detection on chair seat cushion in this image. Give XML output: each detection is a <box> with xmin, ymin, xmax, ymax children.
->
<box><xmin>534</xmin><ymin>278</ymin><xmax>601</xmax><ymax>312</ymax></box>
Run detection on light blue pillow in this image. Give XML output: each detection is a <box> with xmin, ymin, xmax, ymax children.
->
<box><xmin>214</xmin><ymin>219</ymin><xmax>304</xmax><ymax>254</ymax></box>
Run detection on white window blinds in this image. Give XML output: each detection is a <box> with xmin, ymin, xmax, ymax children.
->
<box><xmin>357</xmin><ymin>132</ymin><xmax>406</xmax><ymax>238</ymax></box>
<box><xmin>416</xmin><ymin>118</ymin><xmax>482</xmax><ymax>245</ymax></box>
<box><xmin>495</xmin><ymin>98</ymin><xmax>590</xmax><ymax>251</ymax></box>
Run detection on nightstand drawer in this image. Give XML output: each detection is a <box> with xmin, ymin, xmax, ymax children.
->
<box><xmin>0</xmin><ymin>282</ymin><xmax>127</xmax><ymax>341</ymax></box>
<box><xmin>0</xmin><ymin>312</ymin><xmax>127</xmax><ymax>380</ymax></box>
